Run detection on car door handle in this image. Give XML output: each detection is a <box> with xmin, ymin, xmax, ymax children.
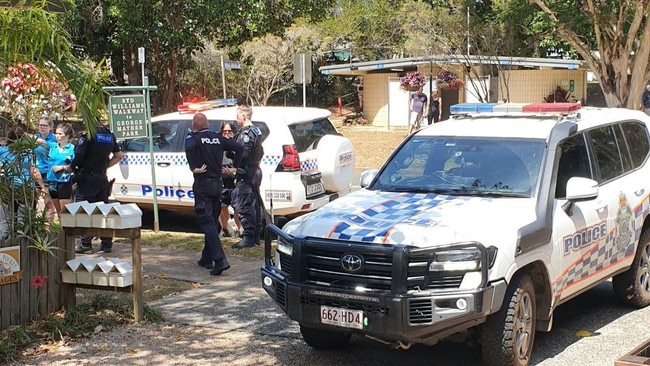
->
<box><xmin>635</xmin><ymin>189</ymin><xmax>645</xmax><ymax>197</ymax></box>
<box><xmin>156</xmin><ymin>162</ymin><xmax>171</xmax><ymax>167</ymax></box>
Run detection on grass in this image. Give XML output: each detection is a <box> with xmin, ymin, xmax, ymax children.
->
<box><xmin>138</xmin><ymin>230</ymin><xmax>266</xmax><ymax>259</ymax></box>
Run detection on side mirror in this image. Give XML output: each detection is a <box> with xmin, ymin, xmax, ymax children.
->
<box><xmin>565</xmin><ymin>177</ymin><xmax>599</xmax><ymax>202</ymax></box>
<box><xmin>360</xmin><ymin>169</ymin><xmax>379</xmax><ymax>188</ymax></box>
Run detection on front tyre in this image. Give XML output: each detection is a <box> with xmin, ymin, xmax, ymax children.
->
<box><xmin>481</xmin><ymin>274</ymin><xmax>536</xmax><ymax>366</ymax></box>
<box><xmin>300</xmin><ymin>325</ymin><xmax>351</xmax><ymax>349</ymax></box>
<box><xmin>613</xmin><ymin>229</ymin><xmax>650</xmax><ymax>308</ymax></box>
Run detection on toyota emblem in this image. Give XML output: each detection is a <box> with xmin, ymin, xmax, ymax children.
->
<box><xmin>340</xmin><ymin>253</ymin><xmax>364</xmax><ymax>272</ymax></box>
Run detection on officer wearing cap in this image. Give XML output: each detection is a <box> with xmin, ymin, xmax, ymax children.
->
<box><xmin>186</xmin><ymin>112</ymin><xmax>243</xmax><ymax>275</ymax></box>
<box><xmin>231</xmin><ymin>104</ymin><xmax>264</xmax><ymax>249</ymax></box>
<box><xmin>72</xmin><ymin>120</ymin><xmax>123</xmax><ymax>254</ymax></box>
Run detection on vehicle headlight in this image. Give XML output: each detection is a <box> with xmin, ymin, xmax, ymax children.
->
<box><xmin>275</xmin><ymin>237</ymin><xmax>293</xmax><ymax>256</ymax></box>
<box><xmin>429</xmin><ymin>249</ymin><xmax>481</xmax><ymax>272</ymax></box>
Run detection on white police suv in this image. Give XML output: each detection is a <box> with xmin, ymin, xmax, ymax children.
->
<box><xmin>261</xmin><ymin>102</ymin><xmax>650</xmax><ymax>365</ymax></box>
<box><xmin>107</xmin><ymin>100</ymin><xmax>355</xmax><ymax>221</ymax></box>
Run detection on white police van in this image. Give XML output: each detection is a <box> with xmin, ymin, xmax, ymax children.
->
<box><xmin>261</xmin><ymin>102</ymin><xmax>650</xmax><ymax>365</ymax></box>
<box><xmin>107</xmin><ymin>100</ymin><xmax>355</xmax><ymax>221</ymax></box>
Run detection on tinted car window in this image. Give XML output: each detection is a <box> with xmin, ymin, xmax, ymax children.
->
<box><xmin>621</xmin><ymin>121</ymin><xmax>650</xmax><ymax>169</ymax></box>
<box><xmin>121</xmin><ymin>120</ymin><xmax>181</xmax><ymax>152</ymax></box>
<box><xmin>371</xmin><ymin>136</ymin><xmax>544</xmax><ymax>197</ymax></box>
<box><xmin>555</xmin><ymin>134</ymin><xmax>592</xmax><ymax>198</ymax></box>
<box><xmin>289</xmin><ymin>119</ymin><xmax>339</xmax><ymax>152</ymax></box>
<box><xmin>589</xmin><ymin>126</ymin><xmax>624</xmax><ymax>182</ymax></box>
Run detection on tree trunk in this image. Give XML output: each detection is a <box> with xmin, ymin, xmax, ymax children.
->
<box><xmin>161</xmin><ymin>54</ymin><xmax>179</xmax><ymax>113</ymax></box>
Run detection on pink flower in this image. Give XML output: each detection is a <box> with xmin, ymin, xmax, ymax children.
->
<box><xmin>31</xmin><ymin>275</ymin><xmax>49</xmax><ymax>289</ymax></box>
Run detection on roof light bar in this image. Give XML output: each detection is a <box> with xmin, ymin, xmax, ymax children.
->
<box><xmin>521</xmin><ymin>102</ymin><xmax>581</xmax><ymax>113</ymax></box>
<box><xmin>177</xmin><ymin>98</ymin><xmax>238</xmax><ymax>113</ymax></box>
<box><xmin>450</xmin><ymin>102</ymin><xmax>581</xmax><ymax>115</ymax></box>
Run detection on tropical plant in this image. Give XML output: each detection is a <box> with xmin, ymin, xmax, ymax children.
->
<box><xmin>0</xmin><ymin>2</ymin><xmax>109</xmax><ymax>134</ymax></box>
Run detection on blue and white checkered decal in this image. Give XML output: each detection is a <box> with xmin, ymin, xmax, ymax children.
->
<box><xmin>121</xmin><ymin>153</ymin><xmax>284</xmax><ymax>167</ymax></box>
<box><xmin>305</xmin><ymin>191</ymin><xmax>473</xmax><ymax>243</ymax></box>
<box><xmin>552</xmin><ymin>195</ymin><xmax>650</xmax><ymax>297</ymax></box>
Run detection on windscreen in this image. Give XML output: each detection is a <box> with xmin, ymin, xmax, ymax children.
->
<box><xmin>370</xmin><ymin>136</ymin><xmax>546</xmax><ymax>198</ymax></box>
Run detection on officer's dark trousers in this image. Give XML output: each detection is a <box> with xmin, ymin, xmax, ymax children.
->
<box><xmin>76</xmin><ymin>175</ymin><xmax>112</xmax><ymax>247</ymax></box>
<box><xmin>193</xmin><ymin>177</ymin><xmax>226</xmax><ymax>262</ymax></box>
<box><xmin>232</xmin><ymin>179</ymin><xmax>261</xmax><ymax>243</ymax></box>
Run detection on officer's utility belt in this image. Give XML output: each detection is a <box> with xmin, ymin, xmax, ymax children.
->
<box><xmin>194</xmin><ymin>175</ymin><xmax>221</xmax><ymax>180</ymax></box>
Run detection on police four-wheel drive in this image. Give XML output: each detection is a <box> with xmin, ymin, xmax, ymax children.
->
<box><xmin>261</xmin><ymin>102</ymin><xmax>650</xmax><ymax>366</ymax></box>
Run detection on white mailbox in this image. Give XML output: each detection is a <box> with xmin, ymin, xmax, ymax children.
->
<box><xmin>92</xmin><ymin>258</ymin><xmax>122</xmax><ymax>286</ymax></box>
<box><xmin>60</xmin><ymin>201</ymin><xmax>93</xmax><ymax>227</ymax></box>
<box><xmin>109</xmin><ymin>261</ymin><xmax>134</xmax><ymax>287</ymax></box>
<box><xmin>60</xmin><ymin>257</ymin><xmax>85</xmax><ymax>284</ymax></box>
<box><xmin>75</xmin><ymin>256</ymin><xmax>106</xmax><ymax>285</ymax></box>
<box><xmin>105</xmin><ymin>204</ymin><xmax>142</xmax><ymax>229</ymax></box>
<box><xmin>91</xmin><ymin>203</ymin><xmax>121</xmax><ymax>228</ymax></box>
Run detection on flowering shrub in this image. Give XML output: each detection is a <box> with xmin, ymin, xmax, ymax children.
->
<box><xmin>0</xmin><ymin>62</ymin><xmax>74</xmax><ymax>128</ymax></box>
<box><xmin>400</xmin><ymin>72</ymin><xmax>427</xmax><ymax>91</ymax></box>
<box><xmin>437</xmin><ymin>71</ymin><xmax>463</xmax><ymax>89</ymax></box>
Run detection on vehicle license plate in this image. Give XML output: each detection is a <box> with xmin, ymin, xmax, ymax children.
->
<box><xmin>306</xmin><ymin>182</ymin><xmax>324</xmax><ymax>196</ymax></box>
<box><xmin>320</xmin><ymin>305</ymin><xmax>364</xmax><ymax>329</ymax></box>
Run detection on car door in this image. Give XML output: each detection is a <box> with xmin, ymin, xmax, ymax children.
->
<box><xmin>108</xmin><ymin>119</ymin><xmax>189</xmax><ymax>208</ymax></box>
<box><xmin>550</xmin><ymin>132</ymin><xmax>608</xmax><ymax>301</ymax></box>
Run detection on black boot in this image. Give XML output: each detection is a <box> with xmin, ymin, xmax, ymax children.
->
<box><xmin>197</xmin><ymin>259</ymin><xmax>214</xmax><ymax>269</ymax></box>
<box><xmin>210</xmin><ymin>257</ymin><xmax>231</xmax><ymax>275</ymax></box>
<box><xmin>231</xmin><ymin>236</ymin><xmax>257</xmax><ymax>249</ymax></box>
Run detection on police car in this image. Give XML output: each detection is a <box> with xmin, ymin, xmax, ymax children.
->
<box><xmin>107</xmin><ymin>100</ymin><xmax>355</xmax><ymax>221</ymax></box>
<box><xmin>261</xmin><ymin>102</ymin><xmax>650</xmax><ymax>365</ymax></box>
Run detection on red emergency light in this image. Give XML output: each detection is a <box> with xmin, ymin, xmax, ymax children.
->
<box><xmin>521</xmin><ymin>102</ymin><xmax>582</xmax><ymax>113</ymax></box>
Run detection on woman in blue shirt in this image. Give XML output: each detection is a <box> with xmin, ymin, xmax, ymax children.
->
<box><xmin>34</xmin><ymin>117</ymin><xmax>57</xmax><ymax>222</ymax></box>
<box><xmin>44</xmin><ymin>123</ymin><xmax>75</xmax><ymax>214</ymax></box>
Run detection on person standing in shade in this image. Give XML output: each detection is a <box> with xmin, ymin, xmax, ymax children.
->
<box><xmin>218</xmin><ymin>121</ymin><xmax>242</xmax><ymax>238</ymax></box>
<box><xmin>34</xmin><ymin>117</ymin><xmax>57</xmax><ymax>222</ymax></box>
<box><xmin>185</xmin><ymin>113</ymin><xmax>242</xmax><ymax>275</ymax></box>
<box><xmin>408</xmin><ymin>86</ymin><xmax>428</xmax><ymax>135</ymax></box>
<box><xmin>427</xmin><ymin>89</ymin><xmax>443</xmax><ymax>125</ymax></box>
<box><xmin>642</xmin><ymin>84</ymin><xmax>650</xmax><ymax>116</ymax></box>
<box><xmin>230</xmin><ymin>104</ymin><xmax>264</xmax><ymax>249</ymax></box>
<box><xmin>44</xmin><ymin>123</ymin><xmax>75</xmax><ymax>215</ymax></box>
<box><xmin>72</xmin><ymin>120</ymin><xmax>123</xmax><ymax>254</ymax></box>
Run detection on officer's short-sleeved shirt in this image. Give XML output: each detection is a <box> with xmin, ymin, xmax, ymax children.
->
<box><xmin>185</xmin><ymin>128</ymin><xmax>243</xmax><ymax>179</ymax></box>
<box><xmin>234</xmin><ymin>125</ymin><xmax>263</xmax><ymax>182</ymax></box>
<box><xmin>70</xmin><ymin>125</ymin><xmax>121</xmax><ymax>174</ymax></box>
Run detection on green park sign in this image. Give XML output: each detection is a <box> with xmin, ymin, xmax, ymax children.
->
<box><xmin>109</xmin><ymin>94</ymin><xmax>147</xmax><ymax>139</ymax></box>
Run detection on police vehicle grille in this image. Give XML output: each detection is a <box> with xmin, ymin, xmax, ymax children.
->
<box><xmin>305</xmin><ymin>248</ymin><xmax>393</xmax><ymax>290</ymax></box>
<box><xmin>274</xmin><ymin>281</ymin><xmax>287</xmax><ymax>308</ymax></box>
<box><xmin>301</xmin><ymin>296</ymin><xmax>389</xmax><ymax>315</ymax></box>
<box><xmin>303</xmin><ymin>247</ymin><xmax>464</xmax><ymax>291</ymax></box>
<box><xmin>279</xmin><ymin>253</ymin><xmax>292</xmax><ymax>275</ymax></box>
<box><xmin>408</xmin><ymin>298</ymin><xmax>433</xmax><ymax>324</ymax></box>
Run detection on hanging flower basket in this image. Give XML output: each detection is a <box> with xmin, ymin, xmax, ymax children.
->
<box><xmin>437</xmin><ymin>71</ymin><xmax>464</xmax><ymax>90</ymax></box>
<box><xmin>400</xmin><ymin>72</ymin><xmax>426</xmax><ymax>92</ymax></box>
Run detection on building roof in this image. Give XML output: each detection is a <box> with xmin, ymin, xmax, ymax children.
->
<box><xmin>319</xmin><ymin>55</ymin><xmax>587</xmax><ymax>76</ymax></box>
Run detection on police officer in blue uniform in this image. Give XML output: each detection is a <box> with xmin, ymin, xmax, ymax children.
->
<box><xmin>72</xmin><ymin>120</ymin><xmax>123</xmax><ymax>253</ymax></box>
<box><xmin>231</xmin><ymin>104</ymin><xmax>264</xmax><ymax>249</ymax></box>
<box><xmin>185</xmin><ymin>112</ymin><xmax>243</xmax><ymax>275</ymax></box>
